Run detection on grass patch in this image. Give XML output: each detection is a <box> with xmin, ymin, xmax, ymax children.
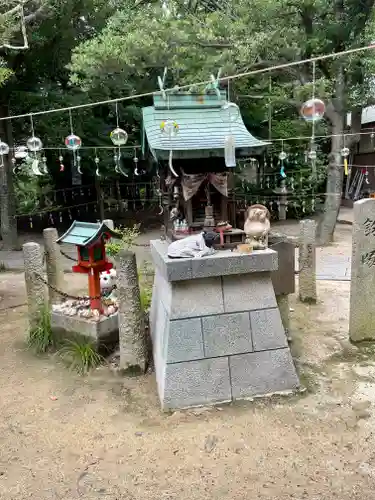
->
<box><xmin>58</xmin><ymin>337</ymin><xmax>104</xmax><ymax>374</ymax></box>
<box><xmin>0</xmin><ymin>261</ymin><xmax>7</xmax><ymax>272</ymax></box>
<box><xmin>27</xmin><ymin>306</ymin><xmax>55</xmax><ymax>353</ymax></box>
<box><xmin>140</xmin><ymin>284</ymin><xmax>152</xmax><ymax>312</ymax></box>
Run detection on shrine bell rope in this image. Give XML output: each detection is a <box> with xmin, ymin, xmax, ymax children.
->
<box><xmin>0</xmin><ymin>43</ymin><xmax>374</xmax><ymax>122</ymax></box>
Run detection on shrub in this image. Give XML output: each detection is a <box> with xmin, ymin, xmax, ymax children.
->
<box><xmin>58</xmin><ymin>337</ymin><xmax>104</xmax><ymax>374</ymax></box>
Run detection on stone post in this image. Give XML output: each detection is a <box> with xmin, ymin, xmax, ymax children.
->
<box><xmin>116</xmin><ymin>249</ymin><xmax>146</xmax><ymax>372</ymax></box>
<box><xmin>43</xmin><ymin>228</ymin><xmax>64</xmax><ymax>304</ymax></box>
<box><xmin>349</xmin><ymin>199</ymin><xmax>375</xmax><ymax>342</ymax></box>
<box><xmin>23</xmin><ymin>242</ymin><xmax>46</xmax><ymax>330</ymax></box>
<box><xmin>103</xmin><ymin>219</ymin><xmax>114</xmax><ymax>230</ymax></box>
<box><xmin>298</xmin><ymin>219</ymin><xmax>317</xmax><ymax>303</ymax></box>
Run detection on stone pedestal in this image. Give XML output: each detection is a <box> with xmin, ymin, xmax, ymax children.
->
<box><xmin>51</xmin><ymin>311</ymin><xmax>119</xmax><ymax>346</ymax></box>
<box><xmin>150</xmin><ymin>240</ymin><xmax>300</xmax><ymax>410</ymax></box>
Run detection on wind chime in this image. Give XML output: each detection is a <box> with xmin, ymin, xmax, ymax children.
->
<box><xmin>158</xmin><ymin>68</ymin><xmax>179</xmax><ymax>178</ymax></box>
<box><xmin>341</xmin><ymin>135</ymin><xmax>350</xmax><ymax>177</ymax></box>
<box><xmin>300</xmin><ymin>60</ymin><xmax>326</xmax><ymax>212</ymax></box>
<box><xmin>278</xmin><ymin>140</ymin><xmax>287</xmax><ymax>179</ymax></box>
<box><xmin>65</xmin><ymin>109</ymin><xmax>82</xmax><ymax>175</ymax></box>
<box><xmin>26</xmin><ymin>114</ymin><xmax>46</xmax><ymax>176</ymax></box>
<box><xmin>110</xmin><ymin>102</ymin><xmax>129</xmax><ymax>177</ymax></box>
<box><xmin>222</xmin><ymin>78</ymin><xmax>239</xmax><ymax>168</ymax></box>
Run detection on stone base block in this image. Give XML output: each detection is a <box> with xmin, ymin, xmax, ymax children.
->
<box><xmin>150</xmin><ymin>240</ymin><xmax>300</xmax><ymax>410</ymax></box>
<box><xmin>51</xmin><ymin>311</ymin><xmax>119</xmax><ymax>346</ymax></box>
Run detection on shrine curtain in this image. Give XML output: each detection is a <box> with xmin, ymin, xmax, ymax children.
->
<box><xmin>181</xmin><ymin>170</ymin><xmax>228</xmax><ymax>201</ymax></box>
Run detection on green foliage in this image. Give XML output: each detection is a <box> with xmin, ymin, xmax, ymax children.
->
<box><xmin>105</xmin><ymin>224</ymin><xmax>141</xmax><ymax>257</ymax></box>
<box><xmin>140</xmin><ymin>284</ymin><xmax>152</xmax><ymax>312</ymax></box>
<box><xmin>58</xmin><ymin>337</ymin><xmax>104</xmax><ymax>374</ymax></box>
<box><xmin>14</xmin><ymin>168</ymin><xmax>54</xmax><ymax>215</ymax></box>
<box><xmin>27</xmin><ymin>306</ymin><xmax>54</xmax><ymax>354</ymax></box>
<box><xmin>138</xmin><ymin>260</ymin><xmax>154</xmax><ymax>312</ymax></box>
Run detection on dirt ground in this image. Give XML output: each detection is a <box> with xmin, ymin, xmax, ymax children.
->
<box><xmin>2</xmin><ymin>225</ymin><xmax>375</xmax><ymax>499</ymax></box>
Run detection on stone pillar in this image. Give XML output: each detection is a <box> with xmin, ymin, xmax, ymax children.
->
<box><xmin>23</xmin><ymin>242</ymin><xmax>46</xmax><ymax>330</ymax></box>
<box><xmin>43</xmin><ymin>228</ymin><xmax>64</xmax><ymax>305</ymax></box>
<box><xmin>116</xmin><ymin>249</ymin><xmax>146</xmax><ymax>372</ymax></box>
<box><xmin>103</xmin><ymin>219</ymin><xmax>114</xmax><ymax>230</ymax></box>
<box><xmin>349</xmin><ymin>199</ymin><xmax>375</xmax><ymax>342</ymax></box>
<box><xmin>298</xmin><ymin>219</ymin><xmax>317</xmax><ymax>303</ymax></box>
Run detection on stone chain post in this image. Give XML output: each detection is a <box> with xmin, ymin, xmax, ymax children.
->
<box><xmin>23</xmin><ymin>242</ymin><xmax>46</xmax><ymax>330</ymax></box>
<box><xmin>298</xmin><ymin>219</ymin><xmax>317</xmax><ymax>303</ymax></box>
<box><xmin>43</xmin><ymin>228</ymin><xmax>64</xmax><ymax>304</ymax></box>
<box><xmin>116</xmin><ymin>249</ymin><xmax>147</xmax><ymax>372</ymax></box>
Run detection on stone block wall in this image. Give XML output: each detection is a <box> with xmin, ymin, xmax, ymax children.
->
<box><xmin>150</xmin><ymin>241</ymin><xmax>300</xmax><ymax>410</ymax></box>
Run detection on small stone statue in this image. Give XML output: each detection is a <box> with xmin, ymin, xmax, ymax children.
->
<box><xmin>243</xmin><ymin>204</ymin><xmax>271</xmax><ymax>250</ymax></box>
<box><xmin>167</xmin><ymin>231</ymin><xmax>219</xmax><ymax>258</ymax></box>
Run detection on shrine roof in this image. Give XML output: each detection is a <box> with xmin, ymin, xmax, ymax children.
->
<box><xmin>56</xmin><ymin>221</ymin><xmax>119</xmax><ymax>246</ymax></box>
<box><xmin>142</xmin><ymin>92</ymin><xmax>269</xmax><ymax>159</ymax></box>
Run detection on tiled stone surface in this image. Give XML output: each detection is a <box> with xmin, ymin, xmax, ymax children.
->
<box><xmin>167</xmin><ymin>318</ymin><xmax>204</xmax><ymax>363</ymax></box>
<box><xmin>202</xmin><ymin>312</ymin><xmax>253</xmax><ymax>357</ymax></box>
<box><xmin>230</xmin><ymin>349</ymin><xmax>300</xmax><ymax>399</ymax></box>
<box><xmin>163</xmin><ymin>357</ymin><xmax>232</xmax><ymax>409</ymax></box>
<box><xmin>170</xmin><ymin>277</ymin><xmax>224</xmax><ymax>319</ymax></box>
<box><xmin>191</xmin><ymin>249</ymin><xmax>278</xmax><ymax>279</ymax></box>
<box><xmin>222</xmin><ymin>273</ymin><xmax>277</xmax><ymax>313</ymax></box>
<box><xmin>250</xmin><ymin>308</ymin><xmax>287</xmax><ymax>351</ymax></box>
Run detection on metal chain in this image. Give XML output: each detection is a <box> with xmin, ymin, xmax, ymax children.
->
<box><xmin>59</xmin><ymin>248</ymin><xmax>78</xmax><ymax>261</ymax></box>
<box><xmin>33</xmin><ymin>272</ymin><xmax>117</xmax><ymax>301</ymax></box>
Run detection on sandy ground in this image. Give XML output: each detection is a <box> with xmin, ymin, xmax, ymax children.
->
<box><xmin>2</xmin><ymin>224</ymin><xmax>375</xmax><ymax>499</ymax></box>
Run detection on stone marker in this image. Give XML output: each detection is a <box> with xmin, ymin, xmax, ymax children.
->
<box><xmin>23</xmin><ymin>242</ymin><xmax>46</xmax><ymax>330</ymax></box>
<box><xmin>349</xmin><ymin>199</ymin><xmax>375</xmax><ymax>342</ymax></box>
<box><xmin>116</xmin><ymin>249</ymin><xmax>146</xmax><ymax>371</ymax></box>
<box><xmin>298</xmin><ymin>219</ymin><xmax>317</xmax><ymax>303</ymax></box>
<box><xmin>43</xmin><ymin>227</ymin><xmax>64</xmax><ymax>304</ymax></box>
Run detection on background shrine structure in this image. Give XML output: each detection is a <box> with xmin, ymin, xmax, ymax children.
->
<box><xmin>142</xmin><ymin>90</ymin><xmax>268</xmax><ymax>245</ymax></box>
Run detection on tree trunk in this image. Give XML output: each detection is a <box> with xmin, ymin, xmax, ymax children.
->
<box><xmin>0</xmin><ymin>105</ymin><xmax>18</xmax><ymax>250</ymax></box>
<box><xmin>316</xmin><ymin>124</ymin><xmax>343</xmax><ymax>245</ymax></box>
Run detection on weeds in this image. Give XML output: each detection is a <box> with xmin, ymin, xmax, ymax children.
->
<box><xmin>140</xmin><ymin>284</ymin><xmax>152</xmax><ymax>311</ymax></box>
<box><xmin>105</xmin><ymin>224</ymin><xmax>141</xmax><ymax>257</ymax></box>
<box><xmin>27</xmin><ymin>306</ymin><xmax>55</xmax><ymax>353</ymax></box>
<box><xmin>0</xmin><ymin>261</ymin><xmax>7</xmax><ymax>272</ymax></box>
<box><xmin>58</xmin><ymin>337</ymin><xmax>104</xmax><ymax>374</ymax></box>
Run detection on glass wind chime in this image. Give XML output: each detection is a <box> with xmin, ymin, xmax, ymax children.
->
<box><xmin>299</xmin><ymin>60</ymin><xmax>326</xmax><ymax>213</ymax></box>
<box><xmin>65</xmin><ymin>109</ymin><xmax>82</xmax><ymax>173</ymax></box>
<box><xmin>157</xmin><ymin>69</ymin><xmax>179</xmax><ymax>178</ymax></box>
<box><xmin>222</xmin><ymin>100</ymin><xmax>240</xmax><ymax>168</ymax></box>
<box><xmin>110</xmin><ymin>101</ymin><xmax>129</xmax><ymax>177</ymax></box>
<box><xmin>300</xmin><ymin>60</ymin><xmax>325</xmax><ymax>175</ymax></box>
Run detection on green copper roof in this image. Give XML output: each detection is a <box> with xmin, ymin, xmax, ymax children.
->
<box><xmin>56</xmin><ymin>221</ymin><xmax>119</xmax><ymax>246</ymax></box>
<box><xmin>142</xmin><ymin>93</ymin><xmax>268</xmax><ymax>159</ymax></box>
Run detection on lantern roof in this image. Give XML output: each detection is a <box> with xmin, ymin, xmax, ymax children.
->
<box><xmin>56</xmin><ymin>221</ymin><xmax>119</xmax><ymax>247</ymax></box>
<box><xmin>142</xmin><ymin>91</ymin><xmax>269</xmax><ymax>159</ymax></box>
